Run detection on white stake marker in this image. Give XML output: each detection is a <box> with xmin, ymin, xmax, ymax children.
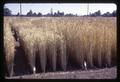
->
<box><xmin>33</xmin><ymin>67</ymin><xmax>36</xmax><ymax>73</ymax></box>
<box><xmin>84</xmin><ymin>61</ymin><xmax>87</xmax><ymax>70</ymax></box>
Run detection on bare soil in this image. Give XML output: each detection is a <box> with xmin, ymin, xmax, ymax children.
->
<box><xmin>5</xmin><ymin>66</ymin><xmax>117</xmax><ymax>79</ymax></box>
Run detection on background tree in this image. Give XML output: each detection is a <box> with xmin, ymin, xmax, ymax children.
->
<box><xmin>75</xmin><ymin>14</ymin><xmax>78</xmax><ymax>17</ymax></box>
<box><xmin>65</xmin><ymin>13</ymin><xmax>74</xmax><ymax>17</ymax></box>
<box><xmin>95</xmin><ymin>10</ymin><xmax>101</xmax><ymax>16</ymax></box>
<box><xmin>4</xmin><ymin>7</ymin><xmax>12</xmax><ymax>16</ymax></box>
<box><xmin>26</xmin><ymin>10</ymin><xmax>33</xmax><ymax>16</ymax></box>
<box><xmin>53</xmin><ymin>12</ymin><xmax>57</xmax><ymax>17</ymax></box>
<box><xmin>90</xmin><ymin>10</ymin><xmax>101</xmax><ymax>17</ymax></box>
<box><xmin>16</xmin><ymin>12</ymin><xmax>20</xmax><ymax>16</ymax></box>
<box><xmin>33</xmin><ymin>12</ymin><xmax>37</xmax><ymax>16</ymax></box>
<box><xmin>38</xmin><ymin>12</ymin><xmax>42</xmax><ymax>16</ymax></box>
<box><xmin>102</xmin><ymin>12</ymin><xmax>111</xmax><ymax>17</ymax></box>
<box><xmin>111</xmin><ymin>10</ymin><xmax>116</xmax><ymax>17</ymax></box>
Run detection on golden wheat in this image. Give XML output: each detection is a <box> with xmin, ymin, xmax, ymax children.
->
<box><xmin>4</xmin><ymin>19</ymin><xmax>15</xmax><ymax>76</ymax></box>
<box><xmin>4</xmin><ymin>17</ymin><xmax>116</xmax><ymax>76</ymax></box>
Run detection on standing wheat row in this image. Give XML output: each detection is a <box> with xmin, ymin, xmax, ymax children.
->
<box><xmin>4</xmin><ymin>19</ymin><xmax>16</xmax><ymax>77</ymax></box>
<box><xmin>13</xmin><ymin>26</ymin><xmax>67</xmax><ymax>74</ymax></box>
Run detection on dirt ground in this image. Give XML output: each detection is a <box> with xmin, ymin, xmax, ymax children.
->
<box><xmin>5</xmin><ymin>66</ymin><xmax>117</xmax><ymax>79</ymax></box>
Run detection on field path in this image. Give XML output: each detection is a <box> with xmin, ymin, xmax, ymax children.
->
<box><xmin>5</xmin><ymin>67</ymin><xmax>117</xmax><ymax>79</ymax></box>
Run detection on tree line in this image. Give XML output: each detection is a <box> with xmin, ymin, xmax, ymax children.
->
<box><xmin>4</xmin><ymin>7</ymin><xmax>116</xmax><ymax>17</ymax></box>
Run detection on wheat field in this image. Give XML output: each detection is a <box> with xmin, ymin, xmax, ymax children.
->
<box><xmin>4</xmin><ymin>18</ymin><xmax>16</xmax><ymax>77</ymax></box>
<box><xmin>4</xmin><ymin>16</ymin><xmax>116</xmax><ymax>76</ymax></box>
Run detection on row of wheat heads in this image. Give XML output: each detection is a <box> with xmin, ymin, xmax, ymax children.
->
<box><xmin>4</xmin><ymin>18</ymin><xmax>16</xmax><ymax>77</ymax></box>
<box><xmin>4</xmin><ymin>17</ymin><xmax>116</xmax><ymax>77</ymax></box>
<box><xmin>46</xmin><ymin>17</ymin><xmax>116</xmax><ymax>68</ymax></box>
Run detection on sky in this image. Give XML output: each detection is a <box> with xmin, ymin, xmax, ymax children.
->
<box><xmin>4</xmin><ymin>3</ymin><xmax>117</xmax><ymax>16</ymax></box>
